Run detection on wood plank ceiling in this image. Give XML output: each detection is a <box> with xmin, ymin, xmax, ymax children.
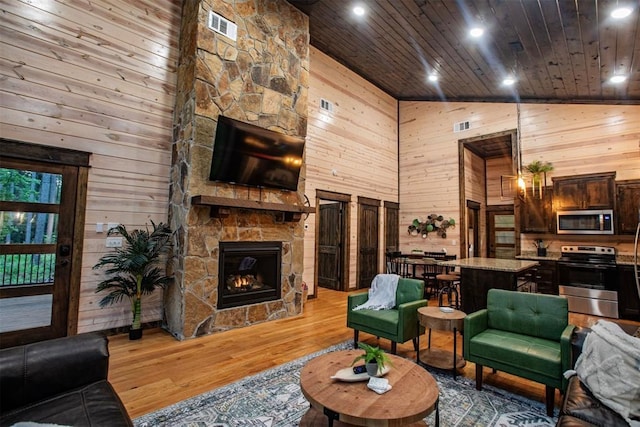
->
<box><xmin>287</xmin><ymin>0</ymin><xmax>640</xmax><ymax>104</ymax></box>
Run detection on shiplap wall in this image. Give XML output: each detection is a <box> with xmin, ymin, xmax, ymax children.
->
<box><xmin>0</xmin><ymin>0</ymin><xmax>179</xmax><ymax>332</ymax></box>
<box><xmin>399</xmin><ymin>102</ymin><xmax>518</xmax><ymax>255</ymax></box>
<box><xmin>305</xmin><ymin>47</ymin><xmax>398</xmax><ymax>292</ymax></box>
<box><xmin>399</xmin><ymin>102</ymin><xmax>640</xmax><ymax>257</ymax></box>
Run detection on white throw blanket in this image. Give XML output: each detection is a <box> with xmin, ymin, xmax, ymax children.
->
<box><xmin>353</xmin><ymin>274</ymin><xmax>399</xmax><ymax>310</ymax></box>
<box><xmin>572</xmin><ymin>320</ymin><xmax>640</xmax><ymax>426</ymax></box>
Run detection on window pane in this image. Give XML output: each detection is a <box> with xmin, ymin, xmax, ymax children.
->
<box><xmin>0</xmin><ymin>295</ymin><xmax>52</xmax><ymax>332</ymax></box>
<box><xmin>495</xmin><ymin>231</ymin><xmax>515</xmax><ymax>244</ymax></box>
<box><xmin>0</xmin><ymin>253</ymin><xmax>56</xmax><ymax>286</ymax></box>
<box><xmin>494</xmin><ymin>214</ymin><xmax>515</xmax><ymax>228</ymax></box>
<box><xmin>0</xmin><ymin>212</ymin><xmax>59</xmax><ymax>244</ymax></box>
<box><xmin>0</xmin><ymin>169</ymin><xmax>62</xmax><ymax>204</ymax></box>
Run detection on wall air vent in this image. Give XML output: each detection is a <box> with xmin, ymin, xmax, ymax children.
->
<box><xmin>453</xmin><ymin>121</ymin><xmax>471</xmax><ymax>133</ymax></box>
<box><xmin>208</xmin><ymin>11</ymin><xmax>237</xmax><ymax>41</ymax></box>
<box><xmin>320</xmin><ymin>98</ymin><xmax>334</xmax><ymax>112</ymax></box>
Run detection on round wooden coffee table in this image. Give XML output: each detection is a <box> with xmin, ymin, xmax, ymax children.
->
<box><xmin>299</xmin><ymin>349</ymin><xmax>439</xmax><ymax>426</ymax></box>
<box><xmin>417</xmin><ymin>306</ymin><xmax>466</xmax><ymax>380</ymax></box>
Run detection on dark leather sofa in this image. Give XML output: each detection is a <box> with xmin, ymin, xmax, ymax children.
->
<box><xmin>0</xmin><ymin>332</ymin><xmax>133</xmax><ymax>427</ymax></box>
<box><xmin>556</xmin><ymin>327</ymin><xmax>630</xmax><ymax>426</ymax></box>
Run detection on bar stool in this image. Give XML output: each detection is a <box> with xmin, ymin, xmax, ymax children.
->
<box><xmin>436</xmin><ymin>272</ymin><xmax>460</xmax><ymax>309</ymax></box>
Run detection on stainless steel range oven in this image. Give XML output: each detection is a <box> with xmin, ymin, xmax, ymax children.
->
<box><xmin>558</xmin><ymin>245</ymin><xmax>618</xmax><ymax>318</ymax></box>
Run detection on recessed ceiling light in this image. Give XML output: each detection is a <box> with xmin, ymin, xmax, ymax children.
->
<box><xmin>611</xmin><ymin>7</ymin><xmax>632</xmax><ymax>19</ymax></box>
<box><xmin>469</xmin><ymin>27</ymin><xmax>484</xmax><ymax>38</ymax></box>
<box><xmin>353</xmin><ymin>5</ymin><xmax>365</xmax><ymax>16</ymax></box>
<box><xmin>428</xmin><ymin>74</ymin><xmax>438</xmax><ymax>82</ymax></box>
<box><xmin>502</xmin><ymin>77</ymin><xmax>516</xmax><ymax>86</ymax></box>
<box><xmin>610</xmin><ymin>74</ymin><xmax>627</xmax><ymax>83</ymax></box>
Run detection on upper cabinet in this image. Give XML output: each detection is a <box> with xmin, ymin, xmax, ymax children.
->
<box><xmin>520</xmin><ymin>187</ymin><xmax>554</xmax><ymax>233</ymax></box>
<box><xmin>553</xmin><ymin>172</ymin><xmax>615</xmax><ymax>211</ymax></box>
<box><xmin>616</xmin><ymin>180</ymin><xmax>640</xmax><ymax>234</ymax></box>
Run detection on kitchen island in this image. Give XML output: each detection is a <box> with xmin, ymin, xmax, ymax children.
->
<box><xmin>439</xmin><ymin>258</ymin><xmax>539</xmax><ymax>314</ymax></box>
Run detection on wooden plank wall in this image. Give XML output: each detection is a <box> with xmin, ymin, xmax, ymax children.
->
<box><xmin>0</xmin><ymin>0</ymin><xmax>180</xmax><ymax>332</ymax></box>
<box><xmin>519</xmin><ymin>104</ymin><xmax>640</xmax><ymax>255</ymax></box>
<box><xmin>305</xmin><ymin>47</ymin><xmax>398</xmax><ymax>292</ymax></box>
<box><xmin>399</xmin><ymin>102</ymin><xmax>517</xmax><ymax>256</ymax></box>
<box><xmin>398</xmin><ymin>102</ymin><xmax>640</xmax><ymax>257</ymax></box>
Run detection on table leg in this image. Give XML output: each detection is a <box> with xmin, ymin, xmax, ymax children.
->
<box><xmin>453</xmin><ymin>327</ymin><xmax>457</xmax><ymax>380</ymax></box>
<box><xmin>416</xmin><ymin>326</ymin><xmax>421</xmax><ymax>364</ymax></box>
<box><xmin>428</xmin><ymin>328</ymin><xmax>432</xmax><ymax>349</ymax></box>
<box><xmin>324</xmin><ymin>407</ymin><xmax>339</xmax><ymax>427</ymax></box>
<box><xmin>435</xmin><ymin>397</ymin><xmax>440</xmax><ymax>427</ymax></box>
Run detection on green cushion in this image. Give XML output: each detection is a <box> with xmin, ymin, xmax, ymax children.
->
<box><xmin>396</xmin><ymin>278</ymin><xmax>423</xmax><ymax>305</ymax></box>
<box><xmin>487</xmin><ymin>289</ymin><xmax>568</xmax><ymax>341</ymax></box>
<box><xmin>348</xmin><ymin>308</ymin><xmax>399</xmax><ymax>336</ymax></box>
<box><xmin>468</xmin><ymin>329</ymin><xmax>562</xmax><ymax>379</ymax></box>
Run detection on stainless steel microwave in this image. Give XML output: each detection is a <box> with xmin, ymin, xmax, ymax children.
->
<box><xmin>556</xmin><ymin>209</ymin><xmax>614</xmax><ymax>234</ymax></box>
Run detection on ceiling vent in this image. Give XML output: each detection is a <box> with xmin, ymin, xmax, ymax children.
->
<box><xmin>208</xmin><ymin>11</ymin><xmax>237</xmax><ymax>41</ymax></box>
<box><xmin>453</xmin><ymin>121</ymin><xmax>471</xmax><ymax>133</ymax></box>
<box><xmin>320</xmin><ymin>98</ymin><xmax>334</xmax><ymax>112</ymax></box>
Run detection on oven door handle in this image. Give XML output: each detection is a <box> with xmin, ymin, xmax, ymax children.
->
<box><xmin>557</xmin><ymin>261</ymin><xmax>616</xmax><ymax>270</ymax></box>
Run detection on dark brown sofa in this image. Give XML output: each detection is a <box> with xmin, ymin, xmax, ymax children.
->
<box><xmin>0</xmin><ymin>332</ymin><xmax>132</xmax><ymax>427</ymax></box>
<box><xmin>556</xmin><ymin>327</ymin><xmax>630</xmax><ymax>426</ymax></box>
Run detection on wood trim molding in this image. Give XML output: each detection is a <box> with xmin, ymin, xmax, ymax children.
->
<box><xmin>316</xmin><ymin>189</ymin><xmax>351</xmax><ymax>202</ymax></box>
<box><xmin>357</xmin><ymin>196</ymin><xmax>380</xmax><ymax>206</ymax></box>
<box><xmin>384</xmin><ymin>201</ymin><xmax>400</xmax><ymax>209</ymax></box>
<box><xmin>1</xmin><ymin>139</ymin><xmax>91</xmax><ymax>167</ymax></box>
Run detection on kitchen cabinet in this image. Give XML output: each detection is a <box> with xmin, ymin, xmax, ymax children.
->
<box><xmin>533</xmin><ymin>260</ymin><xmax>558</xmax><ymax>295</ymax></box>
<box><xmin>616</xmin><ymin>180</ymin><xmax>640</xmax><ymax>234</ymax></box>
<box><xmin>520</xmin><ymin>188</ymin><xmax>554</xmax><ymax>233</ymax></box>
<box><xmin>618</xmin><ymin>265</ymin><xmax>640</xmax><ymax>320</ymax></box>
<box><xmin>553</xmin><ymin>172</ymin><xmax>615</xmax><ymax>211</ymax></box>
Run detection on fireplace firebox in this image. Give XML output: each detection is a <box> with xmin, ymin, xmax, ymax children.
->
<box><xmin>218</xmin><ymin>241</ymin><xmax>282</xmax><ymax>309</ymax></box>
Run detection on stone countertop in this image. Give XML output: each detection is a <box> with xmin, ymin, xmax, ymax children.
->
<box><xmin>517</xmin><ymin>252</ymin><xmax>562</xmax><ymax>261</ymax></box>
<box><xmin>439</xmin><ymin>257</ymin><xmax>539</xmax><ymax>273</ymax></box>
<box><xmin>518</xmin><ymin>252</ymin><xmax>638</xmax><ymax>266</ymax></box>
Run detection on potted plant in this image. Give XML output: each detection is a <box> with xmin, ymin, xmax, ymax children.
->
<box><xmin>352</xmin><ymin>342</ymin><xmax>393</xmax><ymax>376</ymax></box>
<box><xmin>524</xmin><ymin>160</ymin><xmax>553</xmax><ymax>198</ymax></box>
<box><xmin>93</xmin><ymin>221</ymin><xmax>173</xmax><ymax>340</ymax></box>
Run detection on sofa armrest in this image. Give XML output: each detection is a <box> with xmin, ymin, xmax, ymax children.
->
<box><xmin>347</xmin><ymin>292</ymin><xmax>369</xmax><ymax>310</ymax></box>
<box><xmin>397</xmin><ymin>299</ymin><xmax>428</xmax><ymax>340</ymax></box>
<box><xmin>560</xmin><ymin>324</ymin><xmax>576</xmax><ymax>391</ymax></box>
<box><xmin>0</xmin><ymin>332</ymin><xmax>110</xmax><ymax>412</ymax></box>
<box><xmin>463</xmin><ymin>309</ymin><xmax>488</xmax><ymax>360</ymax></box>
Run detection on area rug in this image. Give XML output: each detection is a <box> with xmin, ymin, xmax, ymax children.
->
<box><xmin>134</xmin><ymin>341</ymin><xmax>557</xmax><ymax>427</ymax></box>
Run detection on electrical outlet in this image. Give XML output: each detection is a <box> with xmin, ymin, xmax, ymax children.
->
<box><xmin>105</xmin><ymin>237</ymin><xmax>123</xmax><ymax>248</ymax></box>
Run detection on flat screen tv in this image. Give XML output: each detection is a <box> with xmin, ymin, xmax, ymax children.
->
<box><xmin>209</xmin><ymin>115</ymin><xmax>305</xmax><ymax>191</ymax></box>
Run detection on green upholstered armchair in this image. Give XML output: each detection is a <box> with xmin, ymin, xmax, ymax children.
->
<box><xmin>347</xmin><ymin>277</ymin><xmax>427</xmax><ymax>354</ymax></box>
<box><xmin>464</xmin><ymin>289</ymin><xmax>575</xmax><ymax>417</ymax></box>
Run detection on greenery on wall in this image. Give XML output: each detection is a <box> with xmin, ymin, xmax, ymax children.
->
<box><xmin>407</xmin><ymin>214</ymin><xmax>455</xmax><ymax>239</ymax></box>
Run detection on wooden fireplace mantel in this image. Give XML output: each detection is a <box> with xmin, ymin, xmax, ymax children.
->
<box><xmin>191</xmin><ymin>195</ymin><xmax>315</xmax><ymax>222</ymax></box>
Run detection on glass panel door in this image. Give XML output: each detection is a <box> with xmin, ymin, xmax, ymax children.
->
<box><xmin>0</xmin><ymin>159</ymin><xmax>76</xmax><ymax>346</ymax></box>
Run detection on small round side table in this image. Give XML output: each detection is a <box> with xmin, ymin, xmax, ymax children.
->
<box><xmin>417</xmin><ymin>306</ymin><xmax>466</xmax><ymax>380</ymax></box>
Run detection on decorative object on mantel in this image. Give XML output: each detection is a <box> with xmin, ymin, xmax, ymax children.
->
<box><xmin>533</xmin><ymin>239</ymin><xmax>550</xmax><ymax>257</ymax></box>
<box><xmin>93</xmin><ymin>221</ymin><xmax>173</xmax><ymax>340</ymax></box>
<box><xmin>525</xmin><ymin>160</ymin><xmax>553</xmax><ymax>199</ymax></box>
<box><xmin>408</xmin><ymin>214</ymin><xmax>455</xmax><ymax>238</ymax></box>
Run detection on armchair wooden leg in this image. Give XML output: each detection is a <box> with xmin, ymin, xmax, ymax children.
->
<box><xmin>391</xmin><ymin>341</ymin><xmax>397</xmax><ymax>354</ymax></box>
<box><xmin>545</xmin><ymin>386</ymin><xmax>555</xmax><ymax>417</ymax></box>
<box><xmin>353</xmin><ymin>330</ymin><xmax>359</xmax><ymax>348</ymax></box>
<box><xmin>475</xmin><ymin>364</ymin><xmax>483</xmax><ymax>390</ymax></box>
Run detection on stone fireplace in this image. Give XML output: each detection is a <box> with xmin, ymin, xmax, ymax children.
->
<box><xmin>163</xmin><ymin>1</ymin><xmax>310</xmax><ymax>340</ymax></box>
<box><xmin>218</xmin><ymin>241</ymin><xmax>282</xmax><ymax>309</ymax></box>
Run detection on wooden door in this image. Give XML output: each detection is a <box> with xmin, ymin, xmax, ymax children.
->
<box><xmin>384</xmin><ymin>201</ymin><xmax>399</xmax><ymax>253</ymax></box>
<box><xmin>318</xmin><ymin>202</ymin><xmax>342</xmax><ymax>290</ymax></box>
<box><xmin>487</xmin><ymin>206</ymin><xmax>516</xmax><ymax>259</ymax></box>
<box><xmin>0</xmin><ymin>152</ymin><xmax>87</xmax><ymax>348</ymax></box>
<box><xmin>358</xmin><ymin>198</ymin><xmax>379</xmax><ymax>289</ymax></box>
<box><xmin>616</xmin><ymin>180</ymin><xmax>640</xmax><ymax>234</ymax></box>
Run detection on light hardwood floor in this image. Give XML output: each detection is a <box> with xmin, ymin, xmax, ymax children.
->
<box><xmin>107</xmin><ymin>287</ymin><xmax>640</xmax><ymax>419</ymax></box>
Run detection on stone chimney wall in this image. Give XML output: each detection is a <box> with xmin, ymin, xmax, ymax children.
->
<box><xmin>166</xmin><ymin>0</ymin><xmax>309</xmax><ymax>339</ymax></box>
